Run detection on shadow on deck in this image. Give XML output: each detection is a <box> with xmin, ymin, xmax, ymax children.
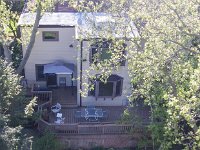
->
<box><xmin>51</xmin><ymin>87</ymin><xmax>77</xmax><ymax>106</ymax></box>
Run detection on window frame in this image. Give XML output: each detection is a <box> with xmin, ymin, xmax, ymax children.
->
<box><xmin>35</xmin><ymin>64</ymin><xmax>45</xmax><ymax>81</ymax></box>
<box><xmin>42</xmin><ymin>31</ymin><xmax>59</xmax><ymax>41</ymax></box>
<box><xmin>98</xmin><ymin>81</ymin><xmax>114</xmax><ymax>97</ymax></box>
<box><xmin>90</xmin><ymin>40</ymin><xmax>126</xmax><ymax>66</ymax></box>
<box><xmin>88</xmin><ymin>75</ymin><xmax>123</xmax><ymax>99</ymax></box>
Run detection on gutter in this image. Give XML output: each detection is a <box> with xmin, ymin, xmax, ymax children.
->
<box><xmin>80</xmin><ymin>40</ymin><xmax>83</xmax><ymax>107</ymax></box>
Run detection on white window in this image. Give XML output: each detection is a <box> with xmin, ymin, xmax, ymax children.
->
<box><xmin>42</xmin><ymin>31</ymin><xmax>59</xmax><ymax>41</ymax></box>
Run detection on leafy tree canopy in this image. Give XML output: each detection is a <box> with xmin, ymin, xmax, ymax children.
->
<box><xmin>65</xmin><ymin>0</ymin><xmax>200</xmax><ymax>149</ymax></box>
<box><xmin>0</xmin><ymin>58</ymin><xmax>37</xmax><ymax>149</ymax></box>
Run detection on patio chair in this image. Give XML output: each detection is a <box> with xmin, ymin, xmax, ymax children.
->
<box><xmin>102</xmin><ymin>110</ymin><xmax>108</xmax><ymax>119</ymax></box>
<box><xmin>95</xmin><ymin>108</ymin><xmax>103</xmax><ymax>118</ymax></box>
<box><xmin>51</xmin><ymin>103</ymin><xmax>61</xmax><ymax>113</ymax></box>
<box><xmin>75</xmin><ymin>111</ymin><xmax>81</xmax><ymax>118</ymax></box>
<box><xmin>89</xmin><ymin>117</ymin><xmax>99</xmax><ymax>122</ymax></box>
<box><xmin>81</xmin><ymin>109</ymin><xmax>87</xmax><ymax>118</ymax></box>
<box><xmin>55</xmin><ymin>117</ymin><xmax>65</xmax><ymax>124</ymax></box>
<box><xmin>61</xmin><ymin>117</ymin><xmax>65</xmax><ymax>124</ymax></box>
<box><xmin>55</xmin><ymin>119</ymin><xmax>61</xmax><ymax>124</ymax></box>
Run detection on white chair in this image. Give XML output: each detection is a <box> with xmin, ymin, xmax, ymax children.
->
<box><xmin>54</xmin><ymin>117</ymin><xmax>65</xmax><ymax>124</ymax></box>
<box><xmin>56</xmin><ymin>113</ymin><xmax>62</xmax><ymax>118</ymax></box>
<box><xmin>61</xmin><ymin>117</ymin><xmax>65</xmax><ymax>124</ymax></box>
<box><xmin>54</xmin><ymin>119</ymin><xmax>61</xmax><ymax>124</ymax></box>
<box><xmin>51</xmin><ymin>103</ymin><xmax>61</xmax><ymax>113</ymax></box>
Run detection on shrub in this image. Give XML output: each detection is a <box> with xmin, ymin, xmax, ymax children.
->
<box><xmin>33</xmin><ymin>132</ymin><xmax>63</xmax><ymax>150</ymax></box>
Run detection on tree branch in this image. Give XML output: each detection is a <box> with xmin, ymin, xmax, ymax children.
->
<box><xmin>16</xmin><ymin>2</ymin><xmax>41</xmax><ymax>74</ymax></box>
<box><xmin>3</xmin><ymin>44</ymin><xmax>12</xmax><ymax>63</ymax></box>
<box><xmin>167</xmin><ymin>40</ymin><xmax>200</xmax><ymax>54</ymax></box>
<box><xmin>164</xmin><ymin>63</ymin><xmax>178</xmax><ymax>97</ymax></box>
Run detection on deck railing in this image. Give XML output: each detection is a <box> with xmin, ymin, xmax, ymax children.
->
<box><xmin>31</xmin><ymin>84</ymin><xmax>52</xmax><ymax>103</ymax></box>
<box><xmin>38</xmin><ymin>101</ymin><xmax>51</xmax><ymax>112</ymax></box>
<box><xmin>32</xmin><ymin>90</ymin><xmax>52</xmax><ymax>101</ymax></box>
<box><xmin>77</xmin><ymin>124</ymin><xmax>133</xmax><ymax>135</ymax></box>
<box><xmin>38</xmin><ymin>119</ymin><xmax>135</xmax><ymax>135</ymax></box>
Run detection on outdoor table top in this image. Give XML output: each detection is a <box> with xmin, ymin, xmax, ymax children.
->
<box><xmin>81</xmin><ymin>108</ymin><xmax>103</xmax><ymax>118</ymax></box>
<box><xmin>86</xmin><ymin>108</ymin><xmax>96</xmax><ymax>117</ymax></box>
<box><xmin>57</xmin><ymin>113</ymin><xmax>62</xmax><ymax>118</ymax></box>
<box><xmin>95</xmin><ymin>108</ymin><xmax>103</xmax><ymax>117</ymax></box>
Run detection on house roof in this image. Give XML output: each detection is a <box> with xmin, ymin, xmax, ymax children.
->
<box><xmin>18</xmin><ymin>13</ymin><xmax>77</xmax><ymax>26</ymax></box>
<box><xmin>18</xmin><ymin>12</ymin><xmax>139</xmax><ymax>39</ymax></box>
<box><xmin>76</xmin><ymin>13</ymin><xmax>139</xmax><ymax>39</ymax></box>
<box><xmin>43</xmin><ymin>62</ymin><xmax>74</xmax><ymax>74</ymax></box>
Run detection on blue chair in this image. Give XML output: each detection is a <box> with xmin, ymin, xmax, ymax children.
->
<box><xmin>103</xmin><ymin>110</ymin><xmax>108</xmax><ymax>119</ymax></box>
<box><xmin>75</xmin><ymin>111</ymin><xmax>81</xmax><ymax>118</ymax></box>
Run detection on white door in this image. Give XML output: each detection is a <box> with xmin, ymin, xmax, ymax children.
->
<box><xmin>59</xmin><ymin>77</ymin><xmax>66</xmax><ymax>87</ymax></box>
<box><xmin>66</xmin><ymin>74</ymin><xmax>72</xmax><ymax>86</ymax></box>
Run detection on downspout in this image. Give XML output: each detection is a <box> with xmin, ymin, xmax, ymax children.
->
<box><xmin>80</xmin><ymin>40</ymin><xmax>83</xmax><ymax>107</ymax></box>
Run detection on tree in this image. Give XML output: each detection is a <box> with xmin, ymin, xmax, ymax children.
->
<box><xmin>66</xmin><ymin>0</ymin><xmax>200</xmax><ymax>149</ymax></box>
<box><xmin>0</xmin><ymin>0</ymin><xmax>60</xmax><ymax>74</ymax></box>
<box><xmin>0</xmin><ymin>58</ymin><xmax>37</xmax><ymax>149</ymax></box>
<box><xmin>33</xmin><ymin>132</ymin><xmax>63</xmax><ymax>150</ymax></box>
<box><xmin>126</xmin><ymin>1</ymin><xmax>200</xmax><ymax>149</ymax></box>
<box><xmin>0</xmin><ymin>0</ymin><xmax>40</xmax><ymax>74</ymax></box>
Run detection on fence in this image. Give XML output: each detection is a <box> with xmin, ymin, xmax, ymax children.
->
<box><xmin>38</xmin><ymin>119</ymin><xmax>134</xmax><ymax>135</ymax></box>
<box><xmin>31</xmin><ymin>83</ymin><xmax>52</xmax><ymax>103</ymax></box>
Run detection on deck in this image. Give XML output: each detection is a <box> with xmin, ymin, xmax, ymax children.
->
<box><xmin>41</xmin><ymin>105</ymin><xmax>150</xmax><ymax>125</ymax></box>
<box><xmin>50</xmin><ymin>107</ymin><xmax>124</xmax><ymax>124</ymax></box>
<box><xmin>38</xmin><ymin>101</ymin><xmax>151</xmax><ymax>142</ymax></box>
<box><xmin>51</xmin><ymin>87</ymin><xmax>77</xmax><ymax>106</ymax></box>
<box><xmin>38</xmin><ymin>105</ymin><xmax>150</xmax><ymax>137</ymax></box>
<box><xmin>31</xmin><ymin>86</ymin><xmax>77</xmax><ymax>106</ymax></box>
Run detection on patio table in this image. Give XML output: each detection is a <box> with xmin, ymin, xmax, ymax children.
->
<box><xmin>57</xmin><ymin>113</ymin><xmax>62</xmax><ymax>118</ymax></box>
<box><xmin>95</xmin><ymin>108</ymin><xmax>103</xmax><ymax>117</ymax></box>
<box><xmin>84</xmin><ymin>108</ymin><xmax>103</xmax><ymax>120</ymax></box>
<box><xmin>81</xmin><ymin>109</ymin><xmax>87</xmax><ymax>117</ymax></box>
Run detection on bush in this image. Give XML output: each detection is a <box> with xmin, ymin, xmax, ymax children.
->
<box><xmin>33</xmin><ymin>132</ymin><xmax>63</xmax><ymax>150</ymax></box>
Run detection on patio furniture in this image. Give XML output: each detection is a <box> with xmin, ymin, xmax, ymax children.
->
<box><xmin>86</xmin><ymin>108</ymin><xmax>97</xmax><ymax>120</ymax></box>
<box><xmin>95</xmin><ymin>108</ymin><xmax>103</xmax><ymax>117</ymax></box>
<box><xmin>55</xmin><ymin>119</ymin><xmax>61</xmax><ymax>124</ymax></box>
<box><xmin>84</xmin><ymin>107</ymin><xmax>104</xmax><ymax>121</ymax></box>
<box><xmin>51</xmin><ymin>103</ymin><xmax>61</xmax><ymax>113</ymax></box>
<box><xmin>102</xmin><ymin>110</ymin><xmax>108</xmax><ymax>118</ymax></box>
<box><xmin>54</xmin><ymin>117</ymin><xmax>65</xmax><ymax>124</ymax></box>
<box><xmin>57</xmin><ymin>113</ymin><xmax>62</xmax><ymax>118</ymax></box>
<box><xmin>61</xmin><ymin>117</ymin><xmax>65</xmax><ymax>124</ymax></box>
<box><xmin>75</xmin><ymin>111</ymin><xmax>81</xmax><ymax>118</ymax></box>
<box><xmin>81</xmin><ymin>109</ymin><xmax>87</xmax><ymax>117</ymax></box>
<box><xmin>88</xmin><ymin>117</ymin><xmax>99</xmax><ymax>122</ymax></box>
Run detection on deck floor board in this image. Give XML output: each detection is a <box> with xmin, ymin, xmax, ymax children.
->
<box><xmin>49</xmin><ymin>106</ymin><xmax>150</xmax><ymax>124</ymax></box>
<box><xmin>51</xmin><ymin>87</ymin><xmax>77</xmax><ymax>105</ymax></box>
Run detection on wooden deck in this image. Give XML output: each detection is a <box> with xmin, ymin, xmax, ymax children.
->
<box><xmin>38</xmin><ymin>101</ymin><xmax>151</xmax><ymax>139</ymax></box>
<box><xmin>46</xmin><ymin>106</ymin><xmax>150</xmax><ymax>124</ymax></box>
<box><xmin>51</xmin><ymin>87</ymin><xmax>77</xmax><ymax>106</ymax></box>
<box><xmin>31</xmin><ymin>86</ymin><xmax>77</xmax><ymax>107</ymax></box>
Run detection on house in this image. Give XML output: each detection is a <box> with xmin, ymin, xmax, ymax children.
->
<box><xmin>18</xmin><ymin>6</ymin><xmax>138</xmax><ymax>107</ymax></box>
<box><xmin>18</xmin><ymin>2</ymin><xmax>150</xmax><ymax>149</ymax></box>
